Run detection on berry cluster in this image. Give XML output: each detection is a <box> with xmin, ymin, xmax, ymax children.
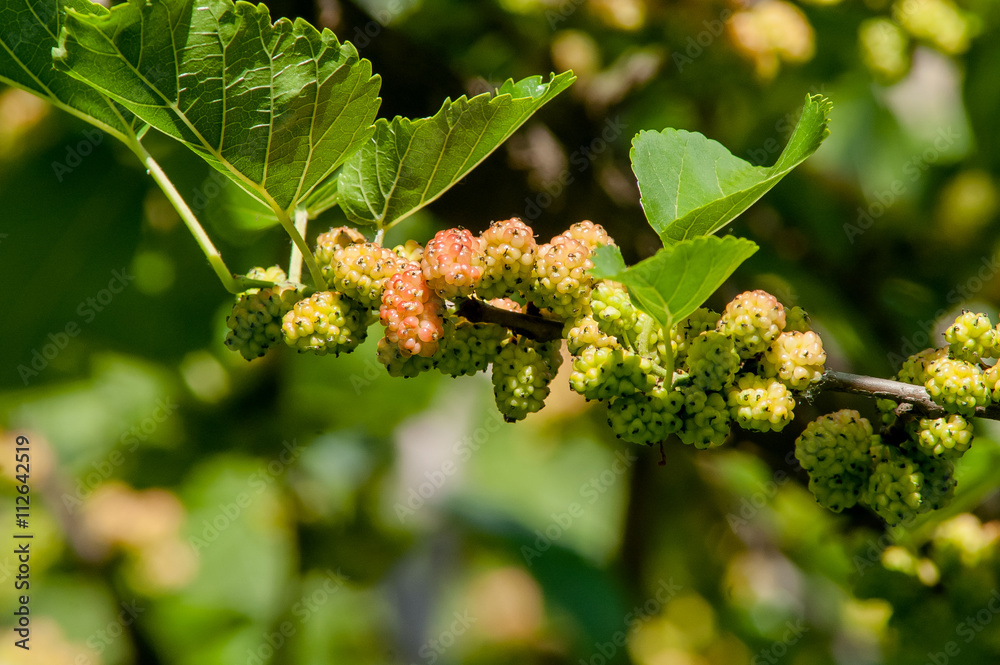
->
<box><xmin>798</xmin><ymin>309</ymin><xmax>1000</xmax><ymax>525</ymax></box>
<box><xmin>225</xmin><ymin>220</ymin><xmax>828</xmax><ymax>438</ymax></box>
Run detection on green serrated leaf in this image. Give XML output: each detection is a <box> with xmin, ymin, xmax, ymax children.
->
<box><xmin>338</xmin><ymin>71</ymin><xmax>576</xmax><ymax>229</ymax></box>
<box><xmin>54</xmin><ymin>0</ymin><xmax>382</xmax><ymax>213</ymax></box>
<box><xmin>0</xmin><ymin>0</ymin><xmax>140</xmax><ymax>141</ymax></box>
<box><xmin>633</xmin><ymin>94</ymin><xmax>832</xmax><ymax>245</ymax></box>
<box><xmin>597</xmin><ymin>236</ymin><xmax>758</xmax><ymax>332</ymax></box>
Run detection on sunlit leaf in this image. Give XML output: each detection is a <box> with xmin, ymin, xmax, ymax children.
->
<box><xmin>592</xmin><ymin>236</ymin><xmax>758</xmax><ymax>331</ymax></box>
<box><xmin>633</xmin><ymin>94</ymin><xmax>832</xmax><ymax>244</ymax></box>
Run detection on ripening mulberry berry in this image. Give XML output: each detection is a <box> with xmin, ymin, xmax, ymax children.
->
<box><xmin>530</xmin><ymin>237</ymin><xmax>593</xmax><ymax>320</ymax></box>
<box><xmin>325</xmin><ymin>242</ymin><xmax>407</xmax><ymax>307</ymax></box>
<box><xmin>492</xmin><ymin>337</ymin><xmax>562</xmax><ymax>422</ymax></box>
<box><xmin>559</xmin><ymin>220</ymin><xmax>613</xmax><ymax>251</ymax></box>
<box><xmin>727</xmin><ymin>374</ymin><xmax>796</xmax><ymax>432</ymax></box>
<box><xmin>477</xmin><ymin>218</ymin><xmax>536</xmax><ymax>299</ymax></box>
<box><xmin>670</xmin><ymin>308</ymin><xmax>719</xmax><ymax>361</ymax></box>
<box><xmin>380</xmin><ymin>268</ymin><xmax>446</xmax><ymax>358</ymax></box>
<box><xmin>435</xmin><ymin>320</ymin><xmax>510</xmax><ymax>377</ymax></box>
<box><xmin>422</xmin><ymin>228</ymin><xmax>485</xmax><ymax>300</ymax></box>
<box><xmin>488</xmin><ymin>297</ymin><xmax>523</xmax><ymax>313</ymax></box>
<box><xmin>377</xmin><ymin>337</ymin><xmax>434</xmax><ymax>378</ymax></box>
<box><xmin>565</xmin><ymin>315</ymin><xmax>616</xmax><ymax>355</ymax></box>
<box><xmin>678</xmin><ymin>387</ymin><xmax>731</xmax><ymax>449</ymax></box>
<box><xmin>924</xmin><ymin>357</ymin><xmax>989</xmax><ymax>415</ymax></box>
<box><xmin>794</xmin><ymin>410</ymin><xmax>875</xmax><ymax>512</ymax></box>
<box><xmin>225</xmin><ymin>284</ymin><xmax>300</xmax><ymax>360</ymax></box>
<box><xmin>909</xmin><ymin>414</ymin><xmax>974</xmax><ymax>459</ymax></box>
<box><xmin>760</xmin><ymin>331</ymin><xmax>826</xmax><ymax>390</ymax></box>
<box><xmin>314</xmin><ymin>226</ymin><xmax>367</xmax><ymax>268</ymax></box>
<box><xmin>685</xmin><ymin>331</ymin><xmax>741</xmax><ymax>392</ymax></box>
<box><xmin>606</xmin><ymin>386</ymin><xmax>684</xmax><ymax>445</ymax></box>
<box><xmin>984</xmin><ymin>363</ymin><xmax>1000</xmax><ymax>402</ymax></box>
<box><xmin>717</xmin><ymin>290</ymin><xmax>786</xmax><ymax>359</ymax></box>
<box><xmin>281</xmin><ymin>291</ymin><xmax>373</xmax><ymax>355</ymax></box>
<box><xmin>589</xmin><ymin>281</ymin><xmax>637</xmax><ymax>340</ymax></box>
<box><xmin>244</xmin><ymin>265</ymin><xmax>288</xmax><ymax>293</ymax></box>
<box><xmin>945</xmin><ymin>311</ymin><xmax>996</xmax><ymax>362</ymax></box>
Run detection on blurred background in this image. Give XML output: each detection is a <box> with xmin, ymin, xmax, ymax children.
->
<box><xmin>4</xmin><ymin>0</ymin><xmax>1000</xmax><ymax>663</ymax></box>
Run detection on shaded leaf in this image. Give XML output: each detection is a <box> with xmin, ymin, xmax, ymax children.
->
<box><xmin>54</xmin><ymin>0</ymin><xmax>381</xmax><ymax>212</ymax></box>
<box><xmin>338</xmin><ymin>71</ymin><xmax>575</xmax><ymax>229</ymax></box>
<box><xmin>633</xmin><ymin>94</ymin><xmax>832</xmax><ymax>244</ymax></box>
<box><xmin>0</xmin><ymin>0</ymin><xmax>139</xmax><ymax>141</ymax></box>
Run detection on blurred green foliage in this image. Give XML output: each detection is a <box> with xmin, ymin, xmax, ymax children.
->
<box><xmin>4</xmin><ymin>0</ymin><xmax>1000</xmax><ymax>664</ymax></box>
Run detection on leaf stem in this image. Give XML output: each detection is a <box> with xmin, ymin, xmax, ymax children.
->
<box><xmin>129</xmin><ymin>140</ymin><xmax>250</xmax><ymax>294</ymax></box>
<box><xmin>274</xmin><ymin>206</ymin><xmax>326</xmax><ymax>289</ymax></box>
<box><xmin>289</xmin><ymin>207</ymin><xmax>309</xmax><ymax>284</ymax></box>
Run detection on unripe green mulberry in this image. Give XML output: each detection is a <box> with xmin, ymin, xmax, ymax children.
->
<box><xmin>794</xmin><ymin>410</ymin><xmax>874</xmax><ymax>512</ymax></box>
<box><xmin>865</xmin><ymin>443</ymin><xmax>925</xmax><ymax>526</ymax></box>
<box><xmin>377</xmin><ymin>337</ymin><xmax>434</xmax><ymax>378</ymax></box>
<box><xmin>727</xmin><ymin>374</ymin><xmax>796</xmax><ymax>432</ymax></box>
<box><xmin>897</xmin><ymin>347</ymin><xmax>947</xmax><ymax>385</ymax></box>
<box><xmin>606</xmin><ymin>386</ymin><xmax>683</xmax><ymax>445</ymax></box>
<box><xmin>784</xmin><ymin>305</ymin><xmax>812</xmax><ymax>333</ymax></box>
<box><xmin>876</xmin><ymin>398</ymin><xmax>899</xmax><ymax>427</ymax></box>
<box><xmin>324</xmin><ymin>242</ymin><xmax>407</xmax><ymax>307</ymax></box>
<box><xmin>865</xmin><ymin>441</ymin><xmax>956</xmax><ymax>525</ymax></box>
<box><xmin>435</xmin><ymin>320</ymin><xmax>510</xmax><ymax>377</ymax></box>
<box><xmin>670</xmin><ymin>308</ymin><xmax>719</xmax><ymax>361</ymax></box>
<box><xmin>492</xmin><ymin>338</ymin><xmax>562</xmax><ymax>422</ymax></box>
<box><xmin>909</xmin><ymin>414</ymin><xmax>973</xmax><ymax>459</ymax></box>
<box><xmin>530</xmin><ymin>237</ymin><xmax>593</xmax><ymax>320</ymax></box>
<box><xmin>477</xmin><ymin>218</ymin><xmax>536</xmax><ymax>299</ymax></box>
<box><xmin>589</xmin><ymin>281</ymin><xmax>637</xmax><ymax>340</ymax></box>
<box><xmin>945</xmin><ymin>311</ymin><xmax>996</xmax><ymax>362</ymax></box>
<box><xmin>717</xmin><ymin>290</ymin><xmax>786</xmax><ymax>359</ymax></box>
<box><xmin>422</xmin><ymin>228</ymin><xmax>486</xmax><ymax>299</ymax></box>
<box><xmin>760</xmin><ymin>331</ymin><xmax>826</xmax><ymax>390</ymax></box>
<box><xmin>924</xmin><ymin>357</ymin><xmax>989</xmax><ymax>415</ymax></box>
<box><xmin>685</xmin><ymin>331</ymin><xmax>741</xmax><ymax>392</ymax></box>
<box><xmin>569</xmin><ymin>346</ymin><xmax>656</xmax><ymax>401</ymax></box>
<box><xmin>225</xmin><ymin>283</ymin><xmax>300</xmax><ymax>360</ymax></box>
<box><xmin>282</xmin><ymin>291</ymin><xmax>373</xmax><ymax>355</ymax></box>
<box><xmin>678</xmin><ymin>387</ymin><xmax>730</xmax><ymax>449</ymax></box>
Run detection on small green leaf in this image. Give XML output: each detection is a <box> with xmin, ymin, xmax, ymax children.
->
<box><xmin>0</xmin><ymin>0</ymin><xmax>140</xmax><ymax>142</ymax></box>
<box><xmin>597</xmin><ymin>236</ymin><xmax>758</xmax><ymax>332</ymax></box>
<box><xmin>590</xmin><ymin>244</ymin><xmax>627</xmax><ymax>280</ymax></box>
<box><xmin>633</xmin><ymin>94</ymin><xmax>832</xmax><ymax>244</ymax></box>
<box><xmin>54</xmin><ymin>0</ymin><xmax>381</xmax><ymax>213</ymax></box>
<box><xmin>338</xmin><ymin>71</ymin><xmax>575</xmax><ymax>229</ymax></box>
